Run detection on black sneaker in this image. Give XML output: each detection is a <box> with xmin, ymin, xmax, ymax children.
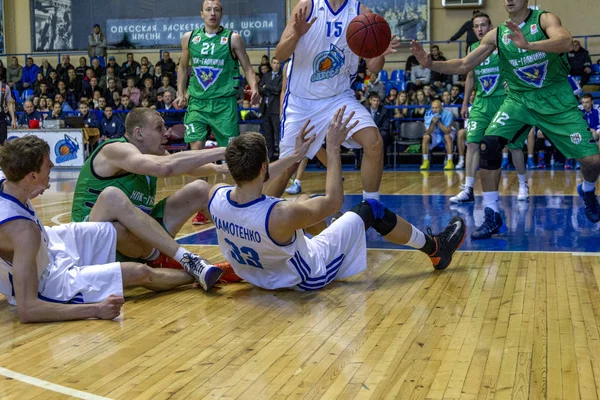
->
<box><xmin>180</xmin><ymin>253</ymin><xmax>223</xmax><ymax>291</ymax></box>
<box><xmin>471</xmin><ymin>207</ymin><xmax>507</xmax><ymax>240</ymax></box>
<box><xmin>425</xmin><ymin>216</ymin><xmax>466</xmax><ymax>270</ymax></box>
<box><xmin>577</xmin><ymin>183</ymin><xmax>600</xmax><ymax>223</ymax></box>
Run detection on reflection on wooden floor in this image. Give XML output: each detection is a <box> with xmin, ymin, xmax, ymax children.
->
<box><xmin>1</xmin><ymin>169</ymin><xmax>599</xmax><ymax>399</ymax></box>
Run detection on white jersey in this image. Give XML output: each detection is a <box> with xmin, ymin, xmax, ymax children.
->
<box><xmin>287</xmin><ymin>0</ymin><xmax>362</xmax><ymax>100</ymax></box>
<box><xmin>0</xmin><ymin>179</ymin><xmax>52</xmax><ymax>305</ymax></box>
<box><xmin>208</xmin><ymin>186</ymin><xmax>368</xmax><ymax>290</ymax></box>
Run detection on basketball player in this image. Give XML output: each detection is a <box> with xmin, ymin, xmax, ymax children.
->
<box><xmin>266</xmin><ymin>0</ymin><xmax>400</xmax><ymax>200</ymax></box>
<box><xmin>71</xmin><ymin>108</ymin><xmax>228</xmax><ymax>268</ymax></box>
<box><xmin>0</xmin><ymin>136</ymin><xmax>224</xmax><ymax>323</ymax></box>
<box><xmin>208</xmin><ymin>107</ymin><xmax>466</xmax><ymax>291</ymax></box>
<box><xmin>450</xmin><ymin>12</ymin><xmax>530</xmax><ymax>204</ymax></box>
<box><xmin>411</xmin><ymin>0</ymin><xmax>600</xmax><ymax>239</ymax></box>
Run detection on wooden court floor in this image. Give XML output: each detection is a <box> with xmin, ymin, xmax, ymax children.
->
<box><xmin>1</xmin><ymin>170</ymin><xmax>600</xmax><ymax>399</ymax></box>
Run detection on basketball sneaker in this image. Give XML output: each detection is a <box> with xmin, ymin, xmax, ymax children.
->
<box><xmin>424</xmin><ymin>216</ymin><xmax>466</xmax><ymax>270</ymax></box>
<box><xmin>471</xmin><ymin>207</ymin><xmax>507</xmax><ymax>240</ymax></box>
<box><xmin>179</xmin><ymin>253</ymin><xmax>223</xmax><ymax>291</ymax></box>
<box><xmin>449</xmin><ymin>185</ymin><xmax>474</xmax><ymax>204</ymax></box>
<box><xmin>420</xmin><ymin>160</ymin><xmax>430</xmax><ymax>170</ymax></box>
<box><xmin>148</xmin><ymin>253</ymin><xmax>183</xmax><ymax>270</ymax></box>
<box><xmin>577</xmin><ymin>183</ymin><xmax>600</xmax><ymax>223</ymax></box>
<box><xmin>526</xmin><ymin>157</ymin><xmax>536</xmax><ymax>170</ymax></box>
<box><xmin>455</xmin><ymin>159</ymin><xmax>465</xmax><ymax>169</ymax></box>
<box><xmin>501</xmin><ymin>157</ymin><xmax>509</xmax><ymax>170</ymax></box>
<box><xmin>192</xmin><ymin>212</ymin><xmax>209</xmax><ymax>225</ymax></box>
<box><xmin>285</xmin><ymin>181</ymin><xmax>302</xmax><ymax>195</ymax></box>
<box><xmin>517</xmin><ymin>183</ymin><xmax>530</xmax><ymax>201</ymax></box>
<box><xmin>215</xmin><ymin>262</ymin><xmax>243</xmax><ymax>283</ymax></box>
<box><xmin>444</xmin><ymin>159</ymin><xmax>455</xmax><ymax>171</ymax></box>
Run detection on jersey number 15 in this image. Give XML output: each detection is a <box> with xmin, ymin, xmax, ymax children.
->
<box><xmin>327</xmin><ymin>22</ymin><xmax>343</xmax><ymax>38</ymax></box>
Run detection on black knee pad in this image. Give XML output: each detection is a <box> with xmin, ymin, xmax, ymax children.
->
<box><xmin>480</xmin><ymin>136</ymin><xmax>507</xmax><ymax>170</ymax></box>
<box><xmin>350</xmin><ymin>201</ymin><xmax>375</xmax><ymax>230</ymax></box>
<box><xmin>372</xmin><ymin>208</ymin><xmax>397</xmax><ymax>236</ymax></box>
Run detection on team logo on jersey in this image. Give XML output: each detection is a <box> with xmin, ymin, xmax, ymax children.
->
<box><xmin>514</xmin><ymin>60</ymin><xmax>548</xmax><ymax>88</ymax></box>
<box><xmin>220</xmin><ymin>37</ymin><xmax>228</xmax><ymax>45</ymax></box>
<box><xmin>571</xmin><ymin>133</ymin><xmax>582</xmax><ymax>145</ymax></box>
<box><xmin>54</xmin><ymin>134</ymin><xmax>80</xmax><ymax>163</ymax></box>
<box><xmin>311</xmin><ymin>44</ymin><xmax>345</xmax><ymax>82</ymax></box>
<box><xmin>531</xmin><ymin>24</ymin><xmax>538</xmax><ymax>35</ymax></box>
<box><xmin>191</xmin><ymin>35</ymin><xmax>202</xmax><ymax>45</ymax></box>
<box><xmin>193</xmin><ymin>66</ymin><xmax>223</xmax><ymax>90</ymax></box>
<box><xmin>478</xmin><ymin>74</ymin><xmax>500</xmax><ymax>94</ymax></box>
<box><xmin>502</xmin><ymin>32</ymin><xmax>512</xmax><ymax>45</ymax></box>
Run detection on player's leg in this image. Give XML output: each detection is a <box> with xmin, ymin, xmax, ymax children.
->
<box><xmin>286</xmin><ymin>158</ymin><xmax>307</xmax><ymax>195</ymax></box>
<box><xmin>349</xmin><ymin>126</ymin><xmax>383</xmax><ymax>196</ymax></box>
<box><xmin>184</xmin><ymin>107</ymin><xmax>210</xmax><ymax>151</ymax></box>
<box><xmin>456</xmin><ymin>128</ymin><xmax>466</xmax><ymax>169</ymax></box>
<box><xmin>450</xmin><ymin>116</ymin><xmax>485</xmax><ymax>203</ymax></box>
<box><xmin>210</xmin><ymin>97</ymin><xmax>241</xmax><ymax>148</ymax></box>
<box><xmin>420</xmin><ymin>134</ymin><xmax>432</xmax><ymax>170</ymax></box>
<box><xmin>121</xmin><ymin>262</ymin><xmax>195</xmax><ymax>291</ymax></box>
<box><xmin>88</xmin><ymin>187</ymin><xmax>223</xmax><ymax>290</ymax></box>
<box><xmin>443</xmin><ymin>131</ymin><xmax>455</xmax><ymax>170</ymax></box>
<box><xmin>160</xmin><ymin>180</ymin><xmax>212</xmax><ymax>235</ymax></box>
<box><xmin>527</xmin><ymin>128</ymin><xmax>536</xmax><ymax>169</ymax></box>
<box><xmin>508</xmin><ymin>139</ymin><xmax>529</xmax><ymax>201</ymax></box>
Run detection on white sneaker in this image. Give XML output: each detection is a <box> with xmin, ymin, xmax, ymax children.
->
<box><xmin>180</xmin><ymin>253</ymin><xmax>223</xmax><ymax>291</ymax></box>
<box><xmin>518</xmin><ymin>183</ymin><xmax>530</xmax><ymax>201</ymax></box>
<box><xmin>456</xmin><ymin>159</ymin><xmax>465</xmax><ymax>169</ymax></box>
<box><xmin>449</xmin><ymin>185</ymin><xmax>474</xmax><ymax>204</ymax></box>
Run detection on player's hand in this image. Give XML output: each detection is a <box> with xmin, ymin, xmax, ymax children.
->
<box><xmin>410</xmin><ymin>40</ymin><xmax>432</xmax><ymax>69</ymax></box>
<box><xmin>432</xmin><ymin>116</ymin><xmax>439</xmax><ymax>124</ymax></box>
<box><xmin>293</xmin><ymin>119</ymin><xmax>316</xmax><ymax>158</ymax></box>
<box><xmin>96</xmin><ymin>295</ymin><xmax>124</xmax><ymax>320</ymax></box>
<box><xmin>293</xmin><ymin>6</ymin><xmax>317</xmax><ymax>38</ymax></box>
<box><xmin>381</xmin><ymin>35</ymin><xmax>401</xmax><ymax>57</ymax></box>
<box><xmin>174</xmin><ymin>95</ymin><xmax>188</xmax><ymax>109</ymax></box>
<box><xmin>585</xmin><ymin>67</ymin><xmax>592</xmax><ymax>74</ymax></box>
<box><xmin>250</xmin><ymin>89</ymin><xmax>260</xmax><ymax>106</ymax></box>
<box><xmin>326</xmin><ymin>106</ymin><xmax>358</xmax><ymax>149</ymax></box>
<box><xmin>216</xmin><ymin>163</ymin><xmax>230</xmax><ymax>175</ymax></box>
<box><xmin>505</xmin><ymin>21</ymin><xmax>530</xmax><ymax>50</ymax></box>
<box><xmin>10</xmin><ymin>120</ymin><xmax>16</xmax><ymax>129</ymax></box>
<box><xmin>461</xmin><ymin>104</ymin><xmax>469</xmax><ymax>119</ymax></box>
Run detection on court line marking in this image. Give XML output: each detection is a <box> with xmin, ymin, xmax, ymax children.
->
<box><xmin>51</xmin><ymin>212</ymin><xmax>71</xmax><ymax>225</ymax></box>
<box><xmin>0</xmin><ymin>366</ymin><xmax>111</xmax><ymax>400</ymax></box>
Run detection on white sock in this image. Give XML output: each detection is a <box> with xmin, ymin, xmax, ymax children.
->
<box><xmin>423</xmin><ymin>154</ymin><xmax>429</xmax><ymax>161</ymax></box>
<box><xmin>583</xmin><ymin>180</ymin><xmax>596</xmax><ymax>192</ymax></box>
<box><xmin>405</xmin><ymin>225</ymin><xmax>426</xmax><ymax>249</ymax></box>
<box><xmin>465</xmin><ymin>176</ymin><xmax>475</xmax><ymax>188</ymax></box>
<box><xmin>294</xmin><ymin>179</ymin><xmax>301</xmax><ymax>186</ymax></box>
<box><xmin>459</xmin><ymin>155</ymin><xmax>465</xmax><ymax>162</ymax></box>
<box><xmin>447</xmin><ymin>154</ymin><xmax>453</xmax><ymax>161</ymax></box>
<box><xmin>483</xmin><ymin>191</ymin><xmax>499</xmax><ymax>213</ymax></box>
<box><xmin>141</xmin><ymin>248</ymin><xmax>160</xmax><ymax>262</ymax></box>
<box><xmin>502</xmin><ymin>153</ymin><xmax>509</xmax><ymax>160</ymax></box>
<box><xmin>518</xmin><ymin>174</ymin><xmax>527</xmax><ymax>186</ymax></box>
<box><xmin>363</xmin><ymin>191</ymin><xmax>380</xmax><ymax>200</ymax></box>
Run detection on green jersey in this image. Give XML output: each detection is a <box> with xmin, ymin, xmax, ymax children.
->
<box><xmin>471</xmin><ymin>42</ymin><xmax>505</xmax><ymax>98</ymax></box>
<box><xmin>497</xmin><ymin>9</ymin><xmax>570</xmax><ymax>92</ymax></box>
<box><xmin>188</xmin><ymin>27</ymin><xmax>240</xmax><ymax>100</ymax></box>
<box><xmin>71</xmin><ymin>138</ymin><xmax>157</xmax><ymax>222</ymax></box>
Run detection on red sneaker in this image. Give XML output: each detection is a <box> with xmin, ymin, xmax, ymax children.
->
<box><xmin>192</xmin><ymin>212</ymin><xmax>210</xmax><ymax>225</ymax></box>
<box><xmin>215</xmin><ymin>262</ymin><xmax>243</xmax><ymax>283</ymax></box>
<box><xmin>148</xmin><ymin>253</ymin><xmax>183</xmax><ymax>270</ymax></box>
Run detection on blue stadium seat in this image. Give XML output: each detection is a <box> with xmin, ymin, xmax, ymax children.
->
<box><xmin>394</xmin><ymin>81</ymin><xmax>406</xmax><ymax>92</ymax></box>
<box><xmin>390</xmin><ymin>69</ymin><xmax>405</xmax><ymax>82</ymax></box>
<box><xmin>12</xmin><ymin>90</ymin><xmax>20</xmax><ymax>103</ymax></box>
<box><xmin>593</xmin><ymin>64</ymin><xmax>600</xmax><ymax>74</ymax></box>
<box><xmin>385</xmin><ymin>82</ymin><xmax>394</xmax><ymax>95</ymax></box>
<box><xmin>589</xmin><ymin>75</ymin><xmax>600</xmax><ymax>85</ymax></box>
<box><xmin>379</xmin><ymin>70</ymin><xmax>388</xmax><ymax>82</ymax></box>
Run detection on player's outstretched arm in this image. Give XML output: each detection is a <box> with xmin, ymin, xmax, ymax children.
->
<box><xmin>275</xmin><ymin>0</ymin><xmax>316</xmax><ymax>62</ymax></box>
<box><xmin>506</xmin><ymin>13</ymin><xmax>573</xmax><ymax>54</ymax></box>
<box><xmin>410</xmin><ymin>29</ymin><xmax>497</xmax><ymax>76</ymax></box>
<box><xmin>100</xmin><ymin>142</ymin><xmax>226</xmax><ymax>178</ymax></box>
<box><xmin>232</xmin><ymin>33</ymin><xmax>259</xmax><ymax>105</ymax></box>
<box><xmin>175</xmin><ymin>32</ymin><xmax>192</xmax><ymax>109</ymax></box>
<box><xmin>7</xmin><ymin>220</ymin><xmax>123</xmax><ymax>323</ymax></box>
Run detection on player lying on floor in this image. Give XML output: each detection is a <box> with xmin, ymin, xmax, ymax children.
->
<box><xmin>208</xmin><ymin>107</ymin><xmax>466</xmax><ymax>291</ymax></box>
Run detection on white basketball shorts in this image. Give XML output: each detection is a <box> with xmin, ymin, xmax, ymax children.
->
<box><xmin>279</xmin><ymin>90</ymin><xmax>377</xmax><ymax>159</ymax></box>
<box><xmin>38</xmin><ymin>222</ymin><xmax>123</xmax><ymax>304</ymax></box>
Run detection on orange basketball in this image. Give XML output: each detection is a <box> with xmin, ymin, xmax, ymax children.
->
<box><xmin>346</xmin><ymin>13</ymin><xmax>392</xmax><ymax>59</ymax></box>
<box><xmin>319</xmin><ymin>57</ymin><xmax>333</xmax><ymax>71</ymax></box>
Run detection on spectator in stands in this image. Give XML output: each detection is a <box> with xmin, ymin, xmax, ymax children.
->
<box><xmin>156</xmin><ymin>51</ymin><xmax>176</xmax><ymax>77</ymax></box>
<box><xmin>394</xmin><ymin>90</ymin><xmax>410</xmax><ymax>121</ymax></box>
<box><xmin>0</xmin><ymin>60</ymin><xmax>6</xmax><ymax>82</ymax></box>
<box><xmin>140</xmin><ymin>77</ymin><xmax>157</xmax><ymax>105</ymax></box>
<box><xmin>449</xmin><ymin>85</ymin><xmax>463</xmax><ymax>105</ymax></box>
<box><xmin>92</xmin><ymin>89</ymin><xmax>103</xmax><ymax>110</ymax></box>
<box><xmin>422</xmin><ymin>85</ymin><xmax>438</xmax><ymax>103</ymax></box>
<box><xmin>88</xmin><ymin>24</ymin><xmax>107</xmax><ymax>64</ymax></box>
<box><xmin>83</xmin><ymin>68</ymin><xmax>95</xmax><ymax>84</ymax></box>
<box><xmin>385</xmin><ymin>88</ymin><xmax>398</xmax><ymax>106</ymax></box>
<box><xmin>409</xmin><ymin>61</ymin><xmax>431</xmax><ymax>93</ymax></box>
<box><xmin>355</xmin><ymin>89</ymin><xmax>366</xmax><ymax>105</ymax></box>
<box><xmin>100</xmin><ymin>105</ymin><xmax>125</xmax><ymax>142</ymax></box>
<box><xmin>55</xmin><ymin>55</ymin><xmax>73</xmax><ymax>82</ymax></box>
<box><xmin>56</xmin><ymin>81</ymin><xmax>76</xmax><ymax>110</ymax></box>
<box><xmin>258</xmin><ymin>57</ymin><xmax>283</xmax><ymax>161</ymax></box>
<box><xmin>47</xmin><ymin>102</ymin><xmax>65</xmax><ymax>121</ymax></box>
<box><xmin>448</xmin><ymin>10</ymin><xmax>479</xmax><ymax>52</ymax></box>
<box><xmin>420</xmin><ymin>99</ymin><xmax>455</xmax><ymax>170</ymax></box>
<box><xmin>78</xmin><ymin>101</ymin><xmax>100</xmax><ymax>129</ymax></box>
<box><xmin>32</xmin><ymin>96</ymin><xmax>40</xmax><ymax>110</ymax></box>
<box><xmin>91</xmin><ymin>57</ymin><xmax>105</xmax><ymax>80</ymax></box>
<box><xmin>123</xmin><ymin>77</ymin><xmax>140</xmax><ymax>106</ymax></box>
<box><xmin>260</xmin><ymin>55</ymin><xmax>270</xmax><ymax>68</ymax></box>
<box><xmin>47</xmin><ymin>70</ymin><xmax>59</xmax><ymax>93</ymax></box>
<box><xmin>112</xmin><ymin>93</ymin><xmax>122</xmax><ymax>113</ymax></box>
<box><xmin>581</xmin><ymin>94</ymin><xmax>600</xmax><ymax>146</ymax></box>
<box><xmin>366</xmin><ymin>71</ymin><xmax>386</xmax><ymax>101</ymax></box>
<box><xmin>430</xmin><ymin>45</ymin><xmax>449</xmax><ymax>92</ymax></box>
<box><xmin>152</xmin><ymin>65</ymin><xmax>164</xmax><ymax>89</ymax></box>
<box><xmin>356</xmin><ymin>91</ymin><xmax>392</xmax><ymax>168</ymax></box>
<box><xmin>17</xmin><ymin>101</ymin><xmax>42</xmax><ymax>128</ymax></box>
<box><xmin>106</xmin><ymin>56</ymin><xmax>121</xmax><ymax>78</ymax></box>
<box><xmin>239</xmin><ymin>99</ymin><xmax>259</xmax><ymax>121</ymax></box>
<box><xmin>104</xmin><ymin>78</ymin><xmax>121</xmax><ymax>107</ymax></box>
<box><xmin>54</xmin><ymin>92</ymin><xmax>74</xmax><ymax>112</ymax></box>
<box><xmin>568</xmin><ymin>40</ymin><xmax>593</xmax><ymax>86</ymax></box>
<box><xmin>75</xmin><ymin>57</ymin><xmax>88</xmax><ymax>81</ymax></box>
<box><xmin>46</xmin><ymin>98</ymin><xmax>54</xmax><ymax>111</ymax></box>
<box><xmin>99</xmin><ymin>67</ymin><xmax>122</xmax><ymax>91</ymax></box>
<box><xmin>157</xmin><ymin>76</ymin><xmax>176</xmax><ymax>98</ymax></box>
<box><xmin>120</xmin><ymin>94</ymin><xmax>134</xmax><ymax>111</ymax></box>
<box><xmin>411</xmin><ymin>90</ymin><xmax>428</xmax><ymax>119</ymax></box>
<box><xmin>157</xmin><ymin>91</ymin><xmax>182</xmax><ymax>125</ymax></box>
<box><xmin>137</xmin><ymin>65</ymin><xmax>153</xmax><ymax>89</ymax></box>
<box><xmin>258</xmin><ymin>64</ymin><xmax>272</xmax><ymax>81</ymax></box>
<box><xmin>140</xmin><ymin>57</ymin><xmax>155</xmax><ymax>76</ymax></box>
<box><xmin>442</xmin><ymin>90</ymin><xmax>460</xmax><ymax>119</ymax></box>
<box><xmin>35</xmin><ymin>81</ymin><xmax>52</xmax><ymax>99</ymax></box>
<box><xmin>83</xmin><ymin>77</ymin><xmax>101</xmax><ymax>100</ymax></box>
<box><xmin>21</xmin><ymin>57</ymin><xmax>39</xmax><ymax>95</ymax></box>
<box><xmin>66</xmin><ymin>68</ymin><xmax>82</xmax><ymax>98</ymax></box>
<box><xmin>39</xmin><ymin>59</ymin><xmax>54</xmax><ymax>79</ymax></box>
<box><xmin>38</xmin><ymin>97</ymin><xmax>49</xmax><ymax>114</ymax></box>
<box><xmin>405</xmin><ymin>55</ymin><xmax>419</xmax><ymax>77</ymax></box>
<box><xmin>139</xmin><ymin>98</ymin><xmax>153</xmax><ymax>108</ymax></box>
<box><xmin>120</xmin><ymin>53</ymin><xmax>140</xmax><ymax>83</ymax></box>
<box><xmin>33</xmin><ymin>73</ymin><xmax>46</xmax><ymax>95</ymax></box>
<box><xmin>7</xmin><ymin>57</ymin><xmax>22</xmax><ymax>92</ymax></box>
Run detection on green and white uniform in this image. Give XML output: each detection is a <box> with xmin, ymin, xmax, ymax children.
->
<box><xmin>184</xmin><ymin>27</ymin><xmax>241</xmax><ymax>146</ymax></box>
<box><xmin>487</xmin><ymin>9</ymin><xmax>597</xmax><ymax>158</ymax></box>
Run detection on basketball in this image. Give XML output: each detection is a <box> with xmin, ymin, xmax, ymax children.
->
<box><xmin>346</xmin><ymin>13</ymin><xmax>392</xmax><ymax>59</ymax></box>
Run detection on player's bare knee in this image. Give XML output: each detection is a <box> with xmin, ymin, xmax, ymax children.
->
<box><xmin>99</xmin><ymin>187</ymin><xmax>129</xmax><ymax>208</ymax></box>
<box><xmin>362</xmin><ymin>134</ymin><xmax>383</xmax><ymax>155</ymax></box>
<box><xmin>423</xmin><ymin>135</ymin><xmax>431</xmax><ymax>144</ymax></box>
